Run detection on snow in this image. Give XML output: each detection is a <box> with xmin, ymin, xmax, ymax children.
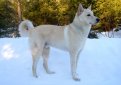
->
<box><xmin>97</xmin><ymin>30</ymin><xmax>121</xmax><ymax>38</ymax></box>
<box><xmin>112</xmin><ymin>30</ymin><xmax>121</xmax><ymax>38</ymax></box>
<box><xmin>0</xmin><ymin>38</ymin><xmax>121</xmax><ymax>85</ymax></box>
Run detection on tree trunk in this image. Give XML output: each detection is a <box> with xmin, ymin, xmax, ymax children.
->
<box><xmin>17</xmin><ymin>0</ymin><xmax>22</xmax><ymax>23</ymax></box>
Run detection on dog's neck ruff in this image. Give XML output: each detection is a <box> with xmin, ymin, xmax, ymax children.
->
<box><xmin>71</xmin><ymin>15</ymin><xmax>91</xmax><ymax>35</ymax></box>
<box><xmin>69</xmin><ymin>24</ymin><xmax>81</xmax><ymax>34</ymax></box>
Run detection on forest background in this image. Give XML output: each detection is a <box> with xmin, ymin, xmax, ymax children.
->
<box><xmin>0</xmin><ymin>0</ymin><xmax>121</xmax><ymax>37</ymax></box>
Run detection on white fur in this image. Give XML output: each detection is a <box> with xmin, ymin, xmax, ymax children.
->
<box><xmin>64</xmin><ymin>26</ymin><xmax>69</xmax><ymax>50</ymax></box>
<box><xmin>19</xmin><ymin>20</ymin><xmax>34</xmax><ymax>37</ymax></box>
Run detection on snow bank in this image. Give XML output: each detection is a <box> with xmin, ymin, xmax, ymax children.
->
<box><xmin>98</xmin><ymin>30</ymin><xmax>121</xmax><ymax>38</ymax></box>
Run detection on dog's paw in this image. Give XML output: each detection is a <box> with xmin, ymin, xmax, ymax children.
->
<box><xmin>73</xmin><ymin>77</ymin><xmax>81</xmax><ymax>81</ymax></box>
<box><xmin>47</xmin><ymin>71</ymin><xmax>55</xmax><ymax>74</ymax></box>
<box><xmin>33</xmin><ymin>74</ymin><xmax>38</xmax><ymax>78</ymax></box>
<box><xmin>72</xmin><ymin>73</ymin><xmax>81</xmax><ymax>81</ymax></box>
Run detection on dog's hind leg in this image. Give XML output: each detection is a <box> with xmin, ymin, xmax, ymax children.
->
<box><xmin>31</xmin><ymin>42</ymin><xmax>44</xmax><ymax>78</ymax></box>
<box><xmin>42</xmin><ymin>46</ymin><xmax>55</xmax><ymax>74</ymax></box>
<box><xmin>32</xmin><ymin>53</ymin><xmax>39</xmax><ymax>78</ymax></box>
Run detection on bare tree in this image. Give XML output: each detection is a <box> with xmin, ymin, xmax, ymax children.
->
<box><xmin>17</xmin><ymin>0</ymin><xmax>22</xmax><ymax>23</ymax></box>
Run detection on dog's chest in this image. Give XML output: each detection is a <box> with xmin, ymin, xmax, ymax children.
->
<box><xmin>64</xmin><ymin>26</ymin><xmax>88</xmax><ymax>51</ymax></box>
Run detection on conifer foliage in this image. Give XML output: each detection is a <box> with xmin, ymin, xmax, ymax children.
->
<box><xmin>0</xmin><ymin>0</ymin><xmax>121</xmax><ymax>37</ymax></box>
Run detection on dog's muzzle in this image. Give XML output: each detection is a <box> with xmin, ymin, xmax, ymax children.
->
<box><xmin>96</xmin><ymin>18</ymin><xmax>100</xmax><ymax>23</ymax></box>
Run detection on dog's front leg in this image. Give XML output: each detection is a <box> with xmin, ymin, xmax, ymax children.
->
<box><xmin>70</xmin><ymin>50</ymin><xmax>80</xmax><ymax>81</ymax></box>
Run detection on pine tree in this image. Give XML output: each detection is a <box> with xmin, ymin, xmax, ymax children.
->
<box><xmin>94</xmin><ymin>0</ymin><xmax>121</xmax><ymax>32</ymax></box>
<box><xmin>0</xmin><ymin>0</ymin><xmax>18</xmax><ymax>37</ymax></box>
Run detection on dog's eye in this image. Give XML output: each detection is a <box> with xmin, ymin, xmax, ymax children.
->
<box><xmin>87</xmin><ymin>14</ymin><xmax>91</xmax><ymax>16</ymax></box>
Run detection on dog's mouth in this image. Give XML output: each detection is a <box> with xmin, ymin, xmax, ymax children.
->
<box><xmin>89</xmin><ymin>22</ymin><xmax>96</xmax><ymax>25</ymax></box>
<box><xmin>90</xmin><ymin>18</ymin><xmax>100</xmax><ymax>25</ymax></box>
<box><xmin>90</xmin><ymin>20</ymin><xmax>100</xmax><ymax>25</ymax></box>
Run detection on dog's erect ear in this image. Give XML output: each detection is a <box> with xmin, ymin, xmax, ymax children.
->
<box><xmin>88</xmin><ymin>5</ymin><xmax>92</xmax><ymax>10</ymax></box>
<box><xmin>77</xmin><ymin>3</ymin><xmax>84</xmax><ymax>16</ymax></box>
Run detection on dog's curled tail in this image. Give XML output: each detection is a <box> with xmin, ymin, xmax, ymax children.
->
<box><xmin>19</xmin><ymin>20</ymin><xmax>34</xmax><ymax>37</ymax></box>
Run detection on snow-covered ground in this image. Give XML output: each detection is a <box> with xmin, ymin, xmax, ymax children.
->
<box><xmin>0</xmin><ymin>38</ymin><xmax>121</xmax><ymax>85</ymax></box>
<box><xmin>98</xmin><ymin>30</ymin><xmax>121</xmax><ymax>38</ymax></box>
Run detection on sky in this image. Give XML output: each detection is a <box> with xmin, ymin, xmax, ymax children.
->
<box><xmin>0</xmin><ymin>38</ymin><xmax>121</xmax><ymax>85</ymax></box>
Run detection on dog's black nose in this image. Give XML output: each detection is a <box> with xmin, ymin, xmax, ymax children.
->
<box><xmin>96</xmin><ymin>18</ymin><xmax>100</xmax><ymax>23</ymax></box>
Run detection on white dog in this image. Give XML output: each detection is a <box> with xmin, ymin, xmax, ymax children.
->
<box><xmin>19</xmin><ymin>3</ymin><xmax>99</xmax><ymax>81</ymax></box>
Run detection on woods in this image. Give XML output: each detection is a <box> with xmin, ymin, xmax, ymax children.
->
<box><xmin>0</xmin><ymin>0</ymin><xmax>121</xmax><ymax>37</ymax></box>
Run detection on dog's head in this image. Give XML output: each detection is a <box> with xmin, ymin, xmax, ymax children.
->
<box><xmin>77</xmin><ymin>3</ymin><xmax>99</xmax><ymax>25</ymax></box>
